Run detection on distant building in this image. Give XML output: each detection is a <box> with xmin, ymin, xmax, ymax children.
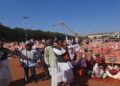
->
<box><xmin>88</xmin><ymin>32</ymin><xmax>120</xmax><ymax>39</ymax></box>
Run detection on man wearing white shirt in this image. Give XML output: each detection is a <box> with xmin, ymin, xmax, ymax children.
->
<box><xmin>20</xmin><ymin>43</ymin><xmax>38</xmax><ymax>83</ymax></box>
<box><xmin>53</xmin><ymin>40</ymin><xmax>73</xmax><ymax>86</ymax></box>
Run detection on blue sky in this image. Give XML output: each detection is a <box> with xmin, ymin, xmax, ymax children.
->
<box><xmin>0</xmin><ymin>0</ymin><xmax>120</xmax><ymax>35</ymax></box>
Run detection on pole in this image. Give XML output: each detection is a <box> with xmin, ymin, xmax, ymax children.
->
<box><xmin>25</xmin><ymin>29</ymin><xmax>27</xmax><ymax>41</ymax></box>
<box><xmin>23</xmin><ymin>16</ymin><xmax>29</xmax><ymax>41</ymax></box>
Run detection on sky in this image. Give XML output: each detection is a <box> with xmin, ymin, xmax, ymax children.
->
<box><xmin>0</xmin><ymin>0</ymin><xmax>120</xmax><ymax>35</ymax></box>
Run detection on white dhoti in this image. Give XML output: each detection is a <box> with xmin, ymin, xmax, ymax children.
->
<box><xmin>49</xmin><ymin>67</ymin><xmax>58</xmax><ymax>86</ymax></box>
<box><xmin>57</xmin><ymin>62</ymin><xmax>73</xmax><ymax>83</ymax></box>
<box><xmin>0</xmin><ymin>59</ymin><xmax>12</xmax><ymax>86</ymax></box>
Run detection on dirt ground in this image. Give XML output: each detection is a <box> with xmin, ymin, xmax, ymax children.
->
<box><xmin>9</xmin><ymin>58</ymin><xmax>120</xmax><ymax>86</ymax></box>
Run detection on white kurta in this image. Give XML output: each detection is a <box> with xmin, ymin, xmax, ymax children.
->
<box><xmin>53</xmin><ymin>48</ymin><xmax>73</xmax><ymax>83</ymax></box>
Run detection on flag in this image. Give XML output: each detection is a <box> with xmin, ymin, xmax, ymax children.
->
<box><xmin>66</xmin><ymin>36</ymin><xmax>69</xmax><ymax>43</ymax></box>
<box><xmin>75</xmin><ymin>37</ymin><xmax>79</xmax><ymax>43</ymax></box>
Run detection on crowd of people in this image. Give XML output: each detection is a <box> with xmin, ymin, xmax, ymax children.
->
<box><xmin>1</xmin><ymin>38</ymin><xmax>120</xmax><ymax>86</ymax></box>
